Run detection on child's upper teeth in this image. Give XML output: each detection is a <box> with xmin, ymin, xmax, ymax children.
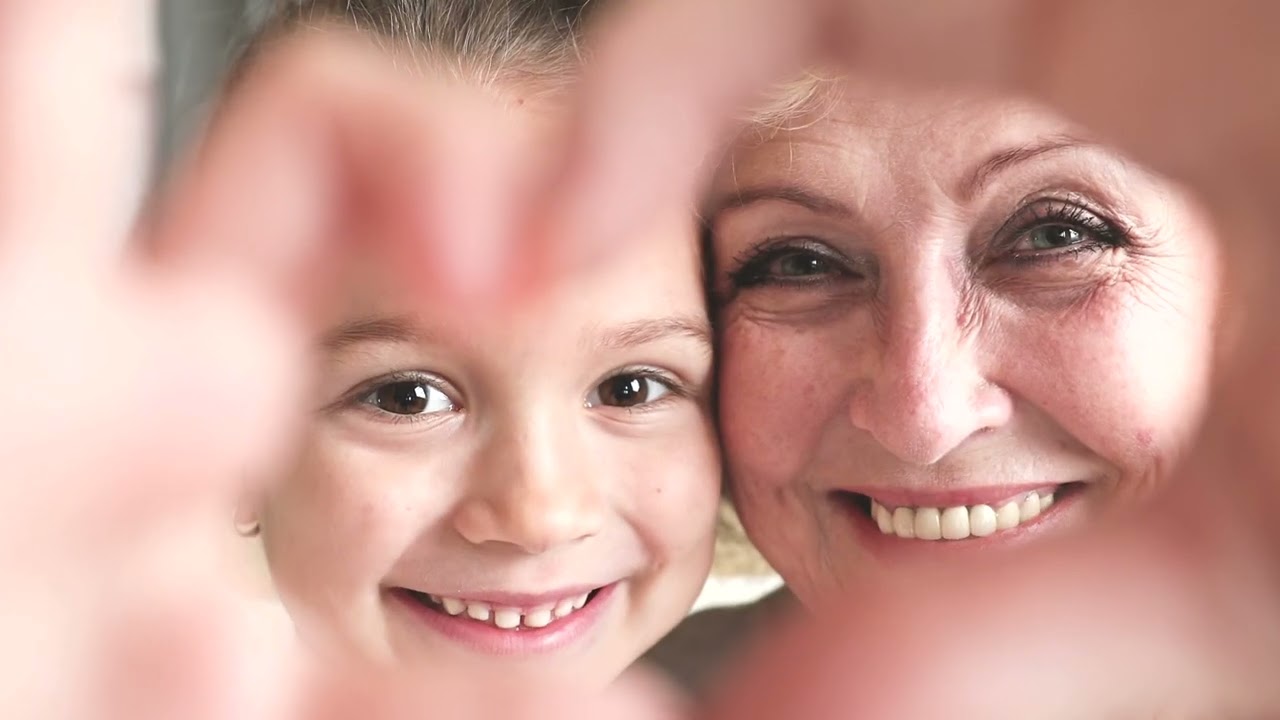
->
<box><xmin>427</xmin><ymin>591</ymin><xmax>595</xmax><ymax>630</ymax></box>
<box><xmin>441</xmin><ymin>597</ymin><xmax>466</xmax><ymax>616</ymax></box>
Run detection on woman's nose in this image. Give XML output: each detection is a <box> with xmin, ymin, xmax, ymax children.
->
<box><xmin>451</xmin><ymin>419</ymin><xmax>605</xmax><ymax>554</ymax></box>
<box><xmin>848</xmin><ymin>279</ymin><xmax>1012</xmax><ymax>465</ymax></box>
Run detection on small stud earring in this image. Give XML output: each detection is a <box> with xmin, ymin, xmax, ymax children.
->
<box><xmin>233</xmin><ymin>507</ymin><xmax>261</xmax><ymax>538</ymax></box>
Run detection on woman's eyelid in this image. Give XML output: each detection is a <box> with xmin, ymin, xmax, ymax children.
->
<box><xmin>728</xmin><ymin>238</ymin><xmax>864</xmax><ymax>289</ymax></box>
<box><xmin>1011</xmin><ymin>190</ymin><xmax>1137</xmax><ymax>236</ymax></box>
<box><xmin>734</xmin><ymin>235</ymin><xmax>847</xmax><ymax>266</ymax></box>
<box><xmin>991</xmin><ymin>200</ymin><xmax>1115</xmax><ymax>255</ymax></box>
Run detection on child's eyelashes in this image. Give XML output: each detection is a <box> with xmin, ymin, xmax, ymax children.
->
<box><xmin>361</xmin><ymin>379</ymin><xmax>456</xmax><ymax>416</ymax></box>
<box><xmin>585</xmin><ymin>368</ymin><xmax>688</xmax><ymax>413</ymax></box>
<box><xmin>333</xmin><ymin>365</ymin><xmax>694</xmax><ymax>425</ymax></box>
<box><xmin>338</xmin><ymin>371</ymin><xmax>462</xmax><ymax>425</ymax></box>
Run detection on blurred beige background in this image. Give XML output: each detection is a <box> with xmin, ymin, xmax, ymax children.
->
<box><xmin>698</xmin><ymin>502</ymin><xmax>781</xmax><ymax>611</ymax></box>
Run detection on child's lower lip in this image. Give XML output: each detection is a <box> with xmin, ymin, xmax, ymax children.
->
<box><xmin>390</xmin><ymin>583</ymin><xmax>617</xmax><ymax>656</ymax></box>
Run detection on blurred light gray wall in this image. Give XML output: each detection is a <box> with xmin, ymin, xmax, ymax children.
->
<box><xmin>159</xmin><ymin>0</ymin><xmax>271</xmax><ymax>170</ymax></box>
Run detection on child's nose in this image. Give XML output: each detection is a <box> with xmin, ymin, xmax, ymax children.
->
<box><xmin>450</xmin><ymin>421</ymin><xmax>605</xmax><ymax>554</ymax></box>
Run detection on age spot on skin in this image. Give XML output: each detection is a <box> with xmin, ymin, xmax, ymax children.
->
<box><xmin>1136</xmin><ymin>429</ymin><xmax>1154</xmax><ymax>449</ymax></box>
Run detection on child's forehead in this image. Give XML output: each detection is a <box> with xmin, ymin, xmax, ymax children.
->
<box><xmin>329</xmin><ymin>209</ymin><xmax>705</xmax><ymax>353</ymax></box>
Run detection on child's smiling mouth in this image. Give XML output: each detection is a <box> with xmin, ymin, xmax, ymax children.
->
<box><xmin>388</xmin><ymin>583</ymin><xmax>619</xmax><ymax>655</ymax></box>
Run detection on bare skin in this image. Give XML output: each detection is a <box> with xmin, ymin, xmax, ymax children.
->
<box><xmin>2</xmin><ymin>1</ymin><xmax>1279</xmax><ymax>718</ymax></box>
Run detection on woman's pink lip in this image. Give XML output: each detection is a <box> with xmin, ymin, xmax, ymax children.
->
<box><xmin>389</xmin><ymin>582</ymin><xmax>617</xmax><ymax>656</ymax></box>
<box><xmin>833</xmin><ymin>482</ymin><xmax>1069</xmax><ymax>509</ymax></box>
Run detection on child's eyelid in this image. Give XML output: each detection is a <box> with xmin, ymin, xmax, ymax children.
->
<box><xmin>331</xmin><ymin>370</ymin><xmax>460</xmax><ymax>412</ymax></box>
<box><xmin>648</xmin><ymin>372</ymin><xmax>691</xmax><ymax>399</ymax></box>
<box><xmin>594</xmin><ymin>367</ymin><xmax>704</xmax><ymax>408</ymax></box>
<box><xmin>611</xmin><ymin>367</ymin><xmax>693</xmax><ymax>398</ymax></box>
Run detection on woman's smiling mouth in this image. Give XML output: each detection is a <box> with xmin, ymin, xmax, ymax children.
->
<box><xmin>833</xmin><ymin>482</ymin><xmax>1088</xmax><ymax>543</ymax></box>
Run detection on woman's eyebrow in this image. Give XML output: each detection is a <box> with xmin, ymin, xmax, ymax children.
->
<box><xmin>589</xmin><ymin>316</ymin><xmax>713</xmax><ymax>354</ymax></box>
<box><xmin>705</xmin><ymin>184</ymin><xmax>856</xmax><ymax>220</ymax></box>
<box><xmin>321</xmin><ymin>315</ymin><xmax>424</xmax><ymax>352</ymax></box>
<box><xmin>960</xmin><ymin>134</ymin><xmax>1095</xmax><ymax>199</ymax></box>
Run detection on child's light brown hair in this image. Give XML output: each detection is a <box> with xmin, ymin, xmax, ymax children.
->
<box><xmin>237</xmin><ymin>0</ymin><xmax>831</xmax><ymax>123</ymax></box>
<box><xmin>236</xmin><ymin>0</ymin><xmax>598</xmax><ymax>96</ymax></box>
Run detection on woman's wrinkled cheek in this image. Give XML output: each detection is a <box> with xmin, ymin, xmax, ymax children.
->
<box><xmin>718</xmin><ymin>303</ymin><xmax>858</xmax><ymax>473</ymax></box>
<box><xmin>718</xmin><ymin>319</ymin><xmax>811</xmax><ymax>483</ymax></box>
<box><xmin>1001</xmin><ymin>253</ymin><xmax>1216</xmax><ymax>509</ymax></box>
<box><xmin>717</xmin><ymin>314</ymin><xmax>848</xmax><ymax>601</ymax></box>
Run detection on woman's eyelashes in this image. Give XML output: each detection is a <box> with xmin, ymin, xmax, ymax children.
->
<box><xmin>992</xmin><ymin>197</ymin><xmax>1129</xmax><ymax>267</ymax></box>
<box><xmin>585</xmin><ymin>368</ymin><xmax>688</xmax><ymax>413</ymax></box>
<box><xmin>727</xmin><ymin>238</ymin><xmax>863</xmax><ymax>290</ymax></box>
<box><xmin>345</xmin><ymin>371</ymin><xmax>460</xmax><ymax>425</ymax></box>
<box><xmin>723</xmin><ymin>195</ymin><xmax>1132</xmax><ymax>291</ymax></box>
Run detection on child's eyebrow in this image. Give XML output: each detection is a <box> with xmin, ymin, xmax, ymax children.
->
<box><xmin>590</xmin><ymin>316</ymin><xmax>713</xmax><ymax>354</ymax></box>
<box><xmin>321</xmin><ymin>315</ymin><xmax>422</xmax><ymax>352</ymax></box>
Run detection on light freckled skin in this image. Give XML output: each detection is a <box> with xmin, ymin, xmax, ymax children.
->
<box><xmin>255</xmin><ymin>82</ymin><xmax>720</xmax><ymax>687</ymax></box>
<box><xmin>708</xmin><ymin>84</ymin><xmax>1223</xmax><ymax>606</ymax></box>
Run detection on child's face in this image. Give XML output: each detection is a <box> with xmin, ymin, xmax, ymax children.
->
<box><xmin>259</xmin><ymin>91</ymin><xmax>719</xmax><ymax>685</ymax></box>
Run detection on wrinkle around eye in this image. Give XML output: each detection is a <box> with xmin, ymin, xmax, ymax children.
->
<box><xmin>719</xmin><ymin>282</ymin><xmax>870</xmax><ymax>328</ymax></box>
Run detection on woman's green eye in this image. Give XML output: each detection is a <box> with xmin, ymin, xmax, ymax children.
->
<box><xmin>1022</xmin><ymin>224</ymin><xmax>1086</xmax><ymax>250</ymax></box>
<box><xmin>727</xmin><ymin>240</ymin><xmax>856</xmax><ymax>291</ymax></box>
<box><xmin>773</xmin><ymin>252</ymin><xmax>833</xmax><ymax>276</ymax></box>
<box><xmin>362</xmin><ymin>380</ymin><xmax>454</xmax><ymax>415</ymax></box>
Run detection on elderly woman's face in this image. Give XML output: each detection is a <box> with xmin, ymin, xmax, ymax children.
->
<box><xmin>706</xmin><ymin>84</ymin><xmax>1221</xmax><ymax>605</ymax></box>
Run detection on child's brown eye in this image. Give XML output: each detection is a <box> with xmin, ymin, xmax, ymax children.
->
<box><xmin>362</xmin><ymin>380</ymin><xmax>455</xmax><ymax>415</ymax></box>
<box><xmin>587</xmin><ymin>374</ymin><xmax>673</xmax><ymax>409</ymax></box>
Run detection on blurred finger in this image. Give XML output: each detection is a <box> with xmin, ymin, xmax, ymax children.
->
<box><xmin>839</xmin><ymin>0</ymin><xmax>1280</xmax><ymax>196</ymax></box>
<box><xmin>535</xmin><ymin>0</ymin><xmax>834</xmax><ymax>276</ymax></box>
<box><xmin>300</xmin><ymin>662</ymin><xmax>687</xmax><ymax>720</ymax></box>
<box><xmin>707</xmin><ymin>511</ymin><xmax>1280</xmax><ymax>719</ymax></box>
<box><xmin>0</xmin><ymin>264</ymin><xmax>301</xmax><ymax>568</ymax></box>
<box><xmin>154</xmin><ymin>29</ymin><xmax>519</xmax><ymax>310</ymax></box>
<box><xmin>0</xmin><ymin>0</ymin><xmax>155</xmax><ymax>262</ymax></box>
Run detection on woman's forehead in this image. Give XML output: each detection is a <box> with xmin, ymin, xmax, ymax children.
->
<box><xmin>713</xmin><ymin>83</ymin><xmax>1107</xmax><ymax>212</ymax></box>
<box><xmin>746</xmin><ymin>82</ymin><xmax>1082</xmax><ymax>166</ymax></box>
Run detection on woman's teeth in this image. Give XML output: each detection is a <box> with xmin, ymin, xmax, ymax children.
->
<box><xmin>425</xmin><ymin>592</ymin><xmax>592</xmax><ymax>630</ymax></box>
<box><xmin>870</xmin><ymin>490</ymin><xmax>1055</xmax><ymax>541</ymax></box>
